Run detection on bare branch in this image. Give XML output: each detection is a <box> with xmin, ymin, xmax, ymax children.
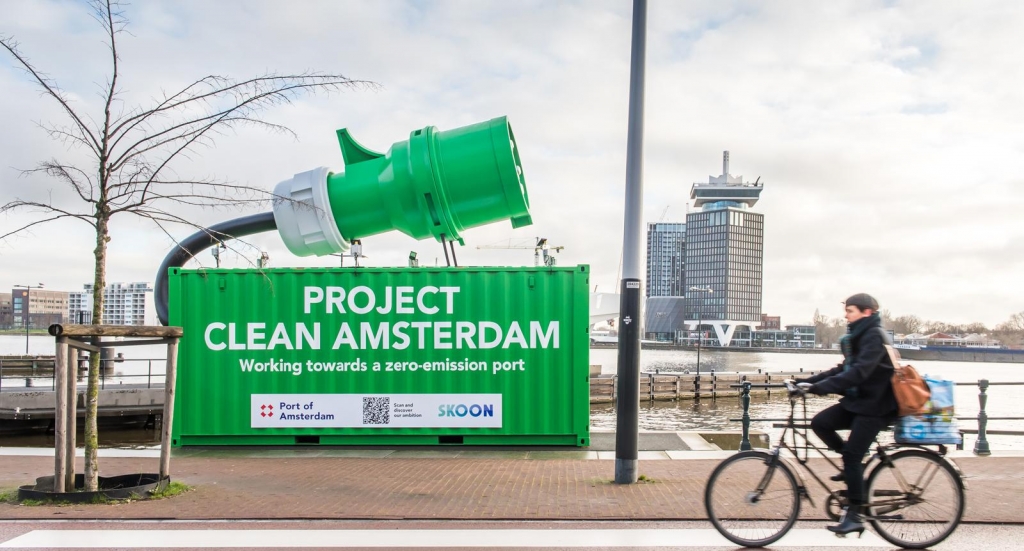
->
<box><xmin>1</xmin><ymin>198</ymin><xmax>95</xmax><ymax>222</ymax></box>
<box><xmin>36</xmin><ymin>121</ymin><xmax>99</xmax><ymax>152</ymax></box>
<box><xmin>127</xmin><ymin>207</ymin><xmax>267</xmax><ymax>263</ymax></box>
<box><xmin>108</xmin><ymin>74</ymin><xmax>375</xmax><ymax>173</ymax></box>
<box><xmin>0</xmin><ymin>205</ymin><xmax>95</xmax><ymax>241</ymax></box>
<box><xmin>88</xmin><ymin>0</ymin><xmax>126</xmax><ymax>209</ymax></box>
<box><xmin>109</xmin><ymin>73</ymin><xmax>375</xmax><ymax>150</ymax></box>
<box><xmin>21</xmin><ymin>160</ymin><xmax>98</xmax><ymax>203</ymax></box>
<box><xmin>110</xmin><ymin>114</ymin><xmax>292</xmax><ymax>174</ymax></box>
<box><xmin>0</xmin><ymin>36</ymin><xmax>101</xmax><ymax>154</ymax></box>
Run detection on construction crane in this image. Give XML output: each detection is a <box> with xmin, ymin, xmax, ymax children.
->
<box><xmin>476</xmin><ymin>237</ymin><xmax>565</xmax><ymax>267</ymax></box>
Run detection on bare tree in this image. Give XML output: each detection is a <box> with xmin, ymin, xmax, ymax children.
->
<box><xmin>812</xmin><ymin>309</ymin><xmax>847</xmax><ymax>349</ymax></box>
<box><xmin>994</xmin><ymin>311</ymin><xmax>1024</xmax><ymax>348</ymax></box>
<box><xmin>879</xmin><ymin>308</ymin><xmax>893</xmax><ymax>329</ymax></box>
<box><xmin>1</xmin><ymin>0</ymin><xmax>372</xmax><ymax>490</ymax></box>
<box><xmin>890</xmin><ymin>314</ymin><xmax>923</xmax><ymax>335</ymax></box>
<box><xmin>1000</xmin><ymin>311</ymin><xmax>1024</xmax><ymax>332</ymax></box>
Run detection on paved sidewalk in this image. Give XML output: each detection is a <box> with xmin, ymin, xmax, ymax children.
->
<box><xmin>1</xmin><ymin>446</ymin><xmax>1022</xmax><ymax>523</ymax></box>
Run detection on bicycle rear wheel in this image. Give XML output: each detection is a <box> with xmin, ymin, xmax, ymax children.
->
<box><xmin>866</xmin><ymin>449</ymin><xmax>965</xmax><ymax>549</ymax></box>
<box><xmin>704</xmin><ymin>451</ymin><xmax>801</xmax><ymax>547</ymax></box>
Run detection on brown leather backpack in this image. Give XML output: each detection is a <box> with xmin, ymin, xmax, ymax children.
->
<box><xmin>881</xmin><ymin>342</ymin><xmax>931</xmax><ymax>416</ymax></box>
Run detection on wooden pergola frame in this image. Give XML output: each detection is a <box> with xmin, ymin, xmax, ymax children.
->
<box><xmin>47</xmin><ymin>324</ymin><xmax>183</xmax><ymax>493</ymax></box>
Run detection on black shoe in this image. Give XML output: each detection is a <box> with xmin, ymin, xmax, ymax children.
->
<box><xmin>829</xmin><ymin>473</ymin><xmax>844</xmax><ymax>482</ymax></box>
<box><xmin>827</xmin><ymin>506</ymin><xmax>865</xmax><ymax>537</ymax></box>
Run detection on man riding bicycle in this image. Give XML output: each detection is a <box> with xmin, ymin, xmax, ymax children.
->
<box><xmin>796</xmin><ymin>293</ymin><xmax>897</xmax><ymax>536</ymax></box>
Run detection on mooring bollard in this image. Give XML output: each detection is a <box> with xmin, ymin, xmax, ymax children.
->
<box><xmin>974</xmin><ymin>379</ymin><xmax>991</xmax><ymax>456</ymax></box>
<box><xmin>740</xmin><ymin>382</ymin><xmax>752</xmax><ymax>451</ymax></box>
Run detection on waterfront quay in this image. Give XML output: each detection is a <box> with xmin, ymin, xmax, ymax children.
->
<box><xmin>0</xmin><ymin>369</ymin><xmax>814</xmax><ymax>430</ymax></box>
<box><xmin>2</xmin><ymin>441</ymin><xmax>1024</xmax><ymax>524</ymax></box>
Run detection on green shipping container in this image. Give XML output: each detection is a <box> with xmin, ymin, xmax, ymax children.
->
<box><xmin>169</xmin><ymin>266</ymin><xmax>590</xmax><ymax>446</ymax></box>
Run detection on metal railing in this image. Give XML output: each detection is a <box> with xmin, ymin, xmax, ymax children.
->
<box><xmin>0</xmin><ymin>357</ymin><xmax>167</xmax><ymax>392</ymax></box>
<box><xmin>731</xmin><ymin>379</ymin><xmax>1024</xmax><ymax>456</ymax></box>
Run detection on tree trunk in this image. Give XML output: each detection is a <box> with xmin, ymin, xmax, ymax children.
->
<box><xmin>84</xmin><ymin>212</ymin><xmax>109</xmax><ymax>491</ymax></box>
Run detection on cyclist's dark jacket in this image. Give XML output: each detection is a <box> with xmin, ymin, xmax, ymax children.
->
<box><xmin>801</xmin><ymin>314</ymin><xmax>898</xmax><ymax>417</ymax></box>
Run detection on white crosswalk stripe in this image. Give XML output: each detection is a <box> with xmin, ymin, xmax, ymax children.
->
<box><xmin>0</xmin><ymin>528</ymin><xmax>888</xmax><ymax>548</ymax></box>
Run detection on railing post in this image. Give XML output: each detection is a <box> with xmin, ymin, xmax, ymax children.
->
<box><xmin>974</xmin><ymin>379</ymin><xmax>991</xmax><ymax>456</ymax></box>
<box><xmin>740</xmin><ymin>381</ymin><xmax>752</xmax><ymax>451</ymax></box>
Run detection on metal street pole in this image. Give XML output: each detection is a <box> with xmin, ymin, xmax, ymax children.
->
<box><xmin>14</xmin><ymin>283</ymin><xmax>44</xmax><ymax>354</ymax></box>
<box><xmin>697</xmin><ymin>304</ymin><xmax>702</xmax><ymax>377</ymax></box>
<box><xmin>615</xmin><ymin>0</ymin><xmax>647</xmax><ymax>485</ymax></box>
<box><xmin>689</xmin><ymin>286</ymin><xmax>712</xmax><ymax>378</ymax></box>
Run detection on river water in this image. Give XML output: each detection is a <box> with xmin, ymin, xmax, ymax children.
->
<box><xmin>3</xmin><ymin>335</ymin><xmax>1021</xmax><ymax>449</ymax></box>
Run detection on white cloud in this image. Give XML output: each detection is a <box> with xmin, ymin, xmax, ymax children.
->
<box><xmin>1</xmin><ymin>0</ymin><xmax>1022</xmax><ymax>328</ymax></box>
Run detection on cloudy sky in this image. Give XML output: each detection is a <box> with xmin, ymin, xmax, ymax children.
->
<box><xmin>1</xmin><ymin>0</ymin><xmax>1022</xmax><ymax>328</ymax></box>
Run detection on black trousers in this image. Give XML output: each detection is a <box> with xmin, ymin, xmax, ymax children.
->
<box><xmin>810</xmin><ymin>403</ymin><xmax>891</xmax><ymax>506</ymax></box>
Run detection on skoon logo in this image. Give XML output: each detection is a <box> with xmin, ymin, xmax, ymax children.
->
<box><xmin>437</xmin><ymin>404</ymin><xmax>494</xmax><ymax>417</ymax></box>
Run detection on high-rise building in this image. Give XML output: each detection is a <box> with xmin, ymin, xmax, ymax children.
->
<box><xmin>69</xmin><ymin>282</ymin><xmax>153</xmax><ymax>325</ymax></box>
<box><xmin>683</xmin><ymin>151</ymin><xmax>764</xmax><ymax>345</ymax></box>
<box><xmin>645</xmin><ymin>222</ymin><xmax>686</xmax><ymax>297</ymax></box>
<box><xmin>9</xmin><ymin>288</ymin><xmax>69</xmax><ymax>329</ymax></box>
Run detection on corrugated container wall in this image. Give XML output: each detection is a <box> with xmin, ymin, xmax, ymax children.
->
<box><xmin>169</xmin><ymin>266</ymin><xmax>590</xmax><ymax>446</ymax></box>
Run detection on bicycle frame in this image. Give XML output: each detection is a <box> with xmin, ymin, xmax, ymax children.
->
<box><xmin>767</xmin><ymin>384</ymin><xmax>961</xmax><ymax>517</ymax></box>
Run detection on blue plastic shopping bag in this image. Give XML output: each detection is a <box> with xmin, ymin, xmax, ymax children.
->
<box><xmin>895</xmin><ymin>414</ymin><xmax>962</xmax><ymax>445</ymax></box>
<box><xmin>925</xmin><ymin>375</ymin><xmax>955</xmax><ymax>422</ymax></box>
<box><xmin>895</xmin><ymin>374</ymin><xmax>960</xmax><ymax>445</ymax></box>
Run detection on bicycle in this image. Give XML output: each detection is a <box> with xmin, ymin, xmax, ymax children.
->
<box><xmin>704</xmin><ymin>381</ymin><xmax>967</xmax><ymax>549</ymax></box>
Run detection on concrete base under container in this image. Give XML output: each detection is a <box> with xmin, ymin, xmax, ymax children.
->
<box><xmin>174</xmin><ymin>433</ymin><xmax>588</xmax><ymax>447</ymax></box>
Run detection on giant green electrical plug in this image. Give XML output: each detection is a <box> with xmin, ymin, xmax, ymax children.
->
<box><xmin>273</xmin><ymin>116</ymin><xmax>532</xmax><ymax>257</ymax></box>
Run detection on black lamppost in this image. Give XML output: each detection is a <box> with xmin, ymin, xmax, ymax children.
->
<box><xmin>14</xmin><ymin>283</ymin><xmax>44</xmax><ymax>354</ymax></box>
<box><xmin>689</xmin><ymin>286</ymin><xmax>713</xmax><ymax>376</ymax></box>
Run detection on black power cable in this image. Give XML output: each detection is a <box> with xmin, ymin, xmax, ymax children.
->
<box><xmin>154</xmin><ymin>212</ymin><xmax>277</xmax><ymax>326</ymax></box>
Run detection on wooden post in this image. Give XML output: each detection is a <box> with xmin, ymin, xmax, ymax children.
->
<box><xmin>160</xmin><ymin>337</ymin><xmax>179</xmax><ymax>481</ymax></box>
<box><xmin>53</xmin><ymin>337</ymin><xmax>68</xmax><ymax>493</ymax></box>
<box><xmin>65</xmin><ymin>347</ymin><xmax>78</xmax><ymax>492</ymax></box>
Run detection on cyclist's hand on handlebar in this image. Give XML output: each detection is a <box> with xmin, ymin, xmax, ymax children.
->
<box><xmin>785</xmin><ymin>380</ymin><xmax>814</xmax><ymax>396</ymax></box>
<box><xmin>784</xmin><ymin>379</ymin><xmax>800</xmax><ymax>396</ymax></box>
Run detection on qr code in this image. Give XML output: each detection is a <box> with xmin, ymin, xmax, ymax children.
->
<box><xmin>362</xmin><ymin>396</ymin><xmax>390</xmax><ymax>425</ymax></box>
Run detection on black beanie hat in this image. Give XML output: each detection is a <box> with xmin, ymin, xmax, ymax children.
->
<box><xmin>844</xmin><ymin>293</ymin><xmax>879</xmax><ymax>311</ymax></box>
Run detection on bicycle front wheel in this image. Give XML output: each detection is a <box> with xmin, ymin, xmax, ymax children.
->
<box><xmin>704</xmin><ymin>451</ymin><xmax>801</xmax><ymax>547</ymax></box>
<box><xmin>866</xmin><ymin>449</ymin><xmax>965</xmax><ymax>549</ymax></box>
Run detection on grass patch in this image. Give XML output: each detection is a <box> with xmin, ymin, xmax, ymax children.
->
<box><xmin>638</xmin><ymin>474</ymin><xmax>656</xmax><ymax>483</ymax></box>
<box><xmin>148</xmin><ymin>481</ymin><xmax>192</xmax><ymax>499</ymax></box>
<box><xmin>0</xmin><ymin>489</ymin><xmax>18</xmax><ymax>504</ymax></box>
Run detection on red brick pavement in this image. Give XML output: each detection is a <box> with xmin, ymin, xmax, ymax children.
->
<box><xmin>1</xmin><ymin>455</ymin><xmax>1021</xmax><ymax>522</ymax></box>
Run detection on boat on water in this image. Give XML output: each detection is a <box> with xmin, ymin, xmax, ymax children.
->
<box><xmin>893</xmin><ymin>344</ymin><xmax>1024</xmax><ymax>363</ymax></box>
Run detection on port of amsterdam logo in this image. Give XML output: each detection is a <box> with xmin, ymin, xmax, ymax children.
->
<box><xmin>259</xmin><ymin>404</ymin><xmax>274</xmax><ymax>418</ymax></box>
